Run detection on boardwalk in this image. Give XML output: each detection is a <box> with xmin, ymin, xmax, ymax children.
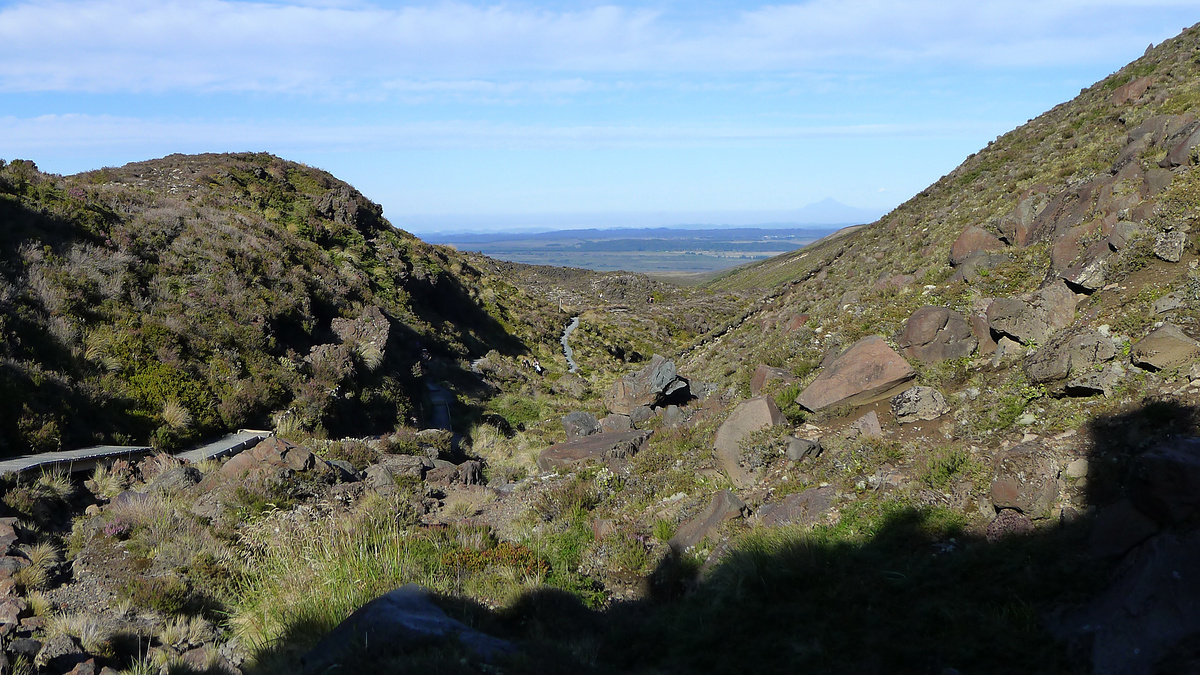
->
<box><xmin>0</xmin><ymin>429</ymin><xmax>273</xmax><ymax>476</ymax></box>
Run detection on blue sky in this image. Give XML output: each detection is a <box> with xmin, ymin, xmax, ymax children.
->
<box><xmin>1</xmin><ymin>1</ymin><xmax>1198</xmax><ymax>233</ymax></box>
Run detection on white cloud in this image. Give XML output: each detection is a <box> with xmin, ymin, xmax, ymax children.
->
<box><xmin>0</xmin><ymin>113</ymin><xmax>1001</xmax><ymax>155</ymax></box>
<box><xmin>0</xmin><ymin>0</ymin><xmax>1193</xmax><ymax>94</ymax></box>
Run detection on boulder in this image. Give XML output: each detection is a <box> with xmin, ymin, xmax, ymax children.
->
<box><xmin>1153</xmin><ymin>230</ymin><xmax>1186</xmax><ymax>262</ymax></box>
<box><xmin>948</xmin><ymin>251</ymin><xmax>1007</xmax><ymax>283</ymax></box>
<box><xmin>785</xmin><ymin>437</ymin><xmax>822</xmax><ymax>462</ymax></box>
<box><xmin>749</xmin><ymin>364</ymin><xmax>798</xmax><ymax>397</ymax></box>
<box><xmin>889</xmin><ymin>386</ymin><xmax>950</xmax><ymax>423</ymax></box>
<box><xmin>1065</xmin><ymin>364</ymin><xmax>1123</xmax><ymax>398</ymax></box>
<box><xmin>1131</xmin><ymin>437</ymin><xmax>1200</xmax><ymax>524</ymax></box>
<box><xmin>897</xmin><ymin>306</ymin><xmax>977</xmax><ymax>363</ymax></box>
<box><xmin>986</xmin><ymin>280</ymin><xmax>1077</xmax><ymax>345</ymax></box>
<box><xmin>669</xmin><ymin>490</ymin><xmax>745</xmax><ymax>552</ymax></box>
<box><xmin>1089</xmin><ymin>498</ymin><xmax>1159</xmax><ymax>559</ymax></box>
<box><xmin>1057</xmin><ymin>529</ymin><xmax>1200</xmax><ymax>675</ymax></box>
<box><xmin>561</xmin><ymin>412</ymin><xmax>600</xmax><ymax>440</ymax></box>
<box><xmin>1159</xmin><ymin>123</ymin><xmax>1200</xmax><ymax>167</ymax></box>
<box><xmin>949</xmin><ymin>226</ymin><xmax>1004</xmax><ymax>266</ymax></box>
<box><xmin>990</xmin><ymin>442</ymin><xmax>1060</xmax><ymax>519</ymax></box>
<box><xmin>221</xmin><ymin>437</ymin><xmax>318</xmax><ymax>477</ymax></box>
<box><xmin>300</xmin><ymin>584</ymin><xmax>516</xmax><ymax>674</ymax></box>
<box><xmin>551</xmin><ymin>374</ymin><xmax>588</xmax><ymax>399</ymax></box>
<box><xmin>756</xmin><ymin>487</ymin><xmax>835</xmax><ymax>528</ymax></box>
<box><xmin>629</xmin><ymin>405</ymin><xmax>656</xmax><ymax>428</ymax></box>
<box><xmin>1154</xmin><ymin>292</ymin><xmax>1187</xmax><ymax>314</ymax></box>
<box><xmin>1132</xmin><ymin>323</ymin><xmax>1200</xmax><ymax>371</ymax></box>
<box><xmin>147</xmin><ymin>466</ymin><xmax>202</xmax><ymax>494</ymax></box>
<box><xmin>1025</xmin><ymin>329</ymin><xmax>1116</xmax><ymax>384</ymax></box>
<box><xmin>1110</xmin><ymin>75</ymin><xmax>1153</xmax><ymax>106</ymax></box>
<box><xmin>536</xmin><ymin>430</ymin><xmax>652</xmax><ymax>472</ymax></box>
<box><xmin>604</xmin><ymin>355</ymin><xmax>688</xmax><ymax>415</ymax></box>
<box><xmin>713</xmin><ymin>397</ymin><xmax>787</xmax><ymax>488</ymax></box>
<box><xmin>598</xmin><ymin>414</ymin><xmax>632</xmax><ymax>433</ymax></box>
<box><xmin>795</xmin><ymin>336</ymin><xmax>916</xmax><ymax>412</ymax></box>
<box><xmin>848</xmin><ymin>411</ymin><xmax>883</xmax><ymax>438</ymax></box>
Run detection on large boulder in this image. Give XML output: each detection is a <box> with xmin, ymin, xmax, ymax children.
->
<box><xmin>669</xmin><ymin>490</ymin><xmax>746</xmax><ymax>552</ymax></box>
<box><xmin>897</xmin><ymin>306</ymin><xmax>977</xmax><ymax>363</ymax></box>
<box><xmin>889</xmin><ymin>386</ymin><xmax>950</xmax><ymax>423</ymax></box>
<box><xmin>986</xmin><ymin>280</ymin><xmax>1077</xmax><ymax>345</ymax></box>
<box><xmin>1131</xmin><ymin>323</ymin><xmax>1200</xmax><ymax>371</ymax></box>
<box><xmin>1153</xmin><ymin>231</ymin><xmax>1186</xmax><ymax>262</ymax></box>
<box><xmin>795</xmin><ymin>336</ymin><xmax>916</xmax><ymax>412</ymax></box>
<box><xmin>949</xmin><ymin>226</ymin><xmax>1004</xmax><ymax>266</ymax></box>
<box><xmin>713</xmin><ymin>397</ymin><xmax>787</xmax><ymax>488</ymax></box>
<box><xmin>300</xmin><ymin>584</ymin><xmax>515</xmax><ymax>673</ymax></box>
<box><xmin>604</xmin><ymin>355</ymin><xmax>688</xmax><ymax>415</ymax></box>
<box><xmin>989</xmin><ymin>441</ymin><xmax>1060</xmax><ymax>519</ymax></box>
<box><xmin>536</xmin><ymin>430</ymin><xmax>652</xmax><ymax>472</ymax></box>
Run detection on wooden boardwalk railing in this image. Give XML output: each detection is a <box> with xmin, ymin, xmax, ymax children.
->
<box><xmin>0</xmin><ymin>429</ymin><xmax>273</xmax><ymax>476</ymax></box>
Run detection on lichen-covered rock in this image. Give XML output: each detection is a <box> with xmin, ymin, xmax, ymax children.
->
<box><xmin>990</xmin><ymin>442</ymin><xmax>1060</xmax><ymax>519</ymax></box>
<box><xmin>561</xmin><ymin>411</ymin><xmax>600</xmax><ymax>440</ymax></box>
<box><xmin>795</xmin><ymin>336</ymin><xmax>915</xmax><ymax>412</ymax></box>
<box><xmin>1153</xmin><ymin>230</ymin><xmax>1186</xmax><ymax>262</ymax></box>
<box><xmin>889</xmin><ymin>386</ymin><xmax>950</xmax><ymax>423</ymax></box>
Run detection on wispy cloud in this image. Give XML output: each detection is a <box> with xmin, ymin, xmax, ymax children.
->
<box><xmin>0</xmin><ymin>0</ymin><xmax>1191</xmax><ymax>95</ymax></box>
<box><xmin>0</xmin><ymin>113</ymin><xmax>1002</xmax><ymax>154</ymax></box>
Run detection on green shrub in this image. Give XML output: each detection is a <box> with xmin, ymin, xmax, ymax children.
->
<box><xmin>125</xmin><ymin>575</ymin><xmax>191</xmax><ymax>615</ymax></box>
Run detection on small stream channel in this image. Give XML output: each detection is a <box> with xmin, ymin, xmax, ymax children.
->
<box><xmin>561</xmin><ymin>316</ymin><xmax>580</xmax><ymax>373</ymax></box>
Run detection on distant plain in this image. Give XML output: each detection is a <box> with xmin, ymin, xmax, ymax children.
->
<box><xmin>427</xmin><ymin>226</ymin><xmax>843</xmax><ymax>278</ymax></box>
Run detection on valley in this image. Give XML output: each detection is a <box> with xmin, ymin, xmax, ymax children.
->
<box><xmin>4</xmin><ymin>20</ymin><xmax>1200</xmax><ymax>675</ymax></box>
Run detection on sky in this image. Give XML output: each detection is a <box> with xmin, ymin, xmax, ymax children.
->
<box><xmin>1</xmin><ymin>1</ymin><xmax>1198</xmax><ymax>233</ymax></box>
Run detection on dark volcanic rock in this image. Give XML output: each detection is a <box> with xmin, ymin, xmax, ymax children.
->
<box><xmin>749</xmin><ymin>364</ymin><xmax>798</xmax><ymax>396</ymax></box>
<box><xmin>1131</xmin><ymin>437</ymin><xmax>1200</xmax><ymax>524</ymax></box>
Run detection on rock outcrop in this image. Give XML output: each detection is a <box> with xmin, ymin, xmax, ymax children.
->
<box><xmin>1132</xmin><ymin>323</ymin><xmax>1200</xmax><ymax>371</ymax></box>
<box><xmin>986</xmin><ymin>280</ymin><xmax>1077</xmax><ymax>345</ymax></box>
<box><xmin>604</xmin><ymin>355</ymin><xmax>689</xmax><ymax>415</ymax></box>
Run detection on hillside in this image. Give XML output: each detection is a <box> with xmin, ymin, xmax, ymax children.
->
<box><xmin>0</xmin><ymin>153</ymin><xmax>585</xmax><ymax>454</ymax></box>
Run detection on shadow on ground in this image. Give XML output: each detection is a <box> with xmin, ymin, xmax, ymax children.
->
<box><xmin>247</xmin><ymin>399</ymin><xmax>1200</xmax><ymax>675</ymax></box>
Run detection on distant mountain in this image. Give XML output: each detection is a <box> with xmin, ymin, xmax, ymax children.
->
<box><xmin>785</xmin><ymin>197</ymin><xmax>884</xmax><ymax>226</ymax></box>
